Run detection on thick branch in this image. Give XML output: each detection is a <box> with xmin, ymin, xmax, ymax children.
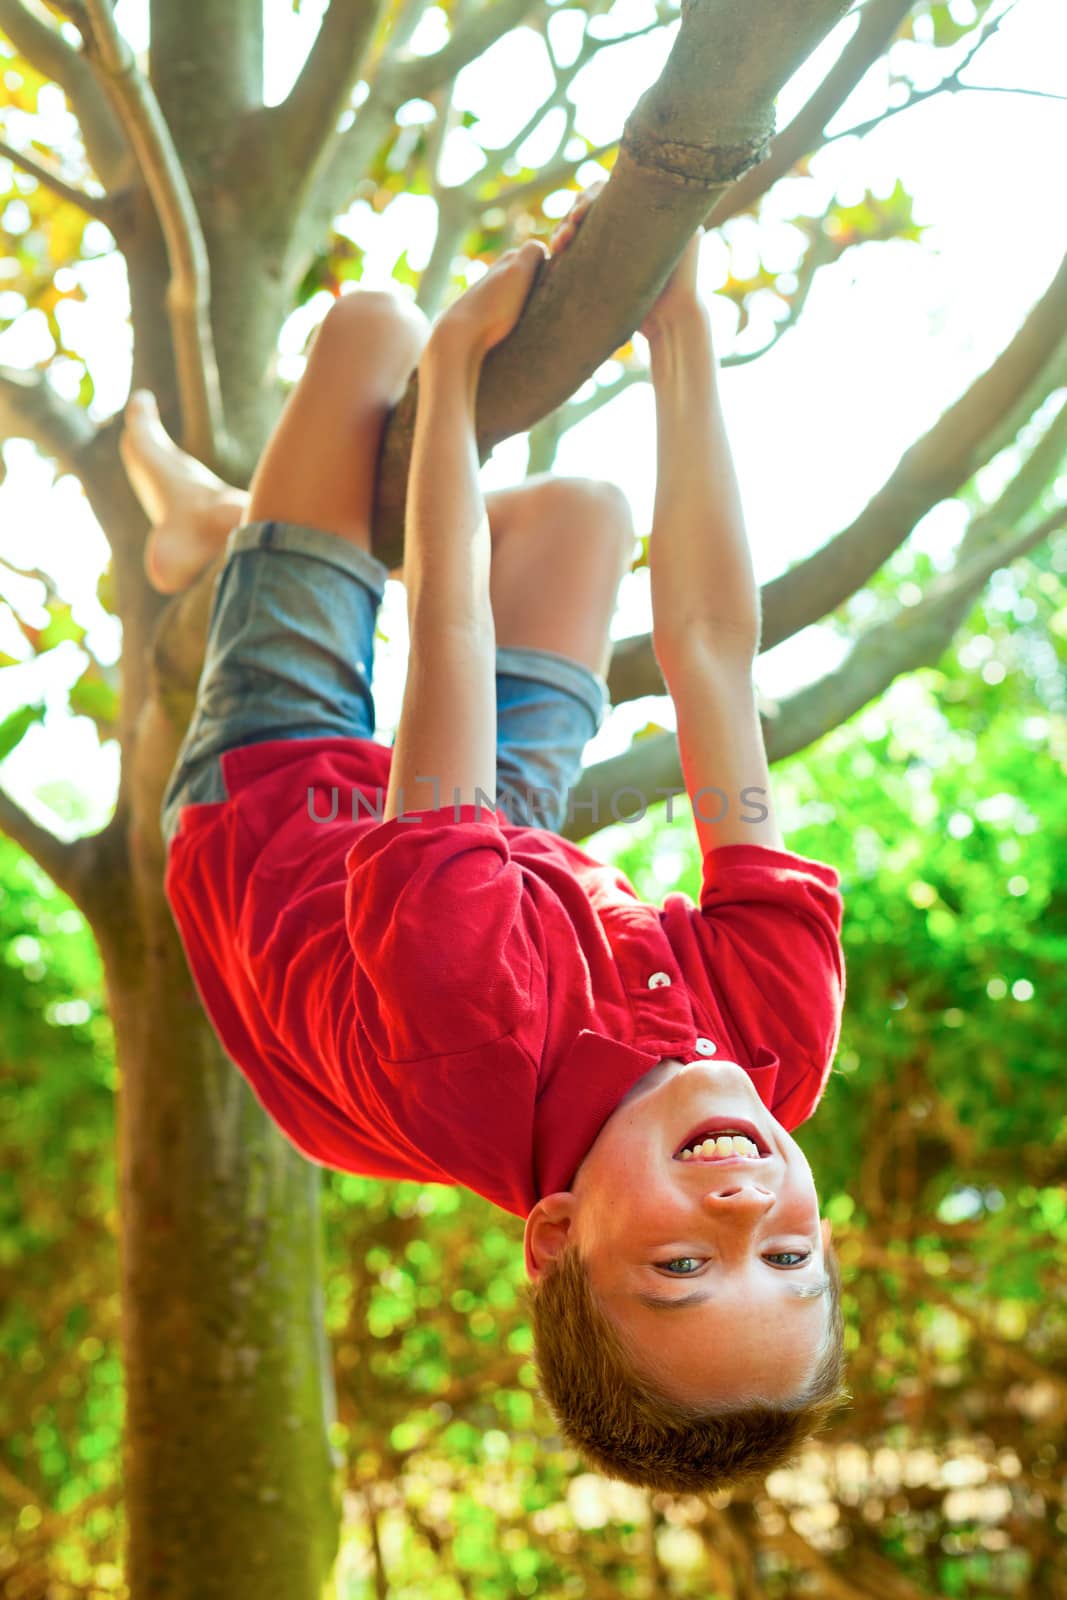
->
<box><xmin>0</xmin><ymin>132</ymin><xmax>114</xmax><ymax>221</ymax></box>
<box><xmin>77</xmin><ymin>0</ymin><xmax>227</xmax><ymax>467</ymax></box>
<box><xmin>708</xmin><ymin>0</ymin><xmax>913</xmax><ymax>227</ymax></box>
<box><xmin>263</xmin><ymin>0</ymin><xmax>383</xmax><ymax>184</ymax></box>
<box><xmin>0</xmin><ymin>0</ymin><xmax>132</xmax><ymax>188</ymax></box>
<box><xmin>973</xmin><ymin>334</ymin><xmax>1067</xmax><ymax>478</ymax></box>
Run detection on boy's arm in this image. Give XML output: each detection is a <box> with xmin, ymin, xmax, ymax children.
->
<box><xmin>645</xmin><ymin>241</ymin><xmax>784</xmax><ymax>855</ymax></box>
<box><xmin>383</xmin><ymin>241</ymin><xmax>548</xmax><ymax>824</ymax></box>
<box><xmin>383</xmin><ymin>332</ymin><xmax>497</xmax><ymax>823</ymax></box>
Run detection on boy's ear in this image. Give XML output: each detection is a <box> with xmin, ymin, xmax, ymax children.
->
<box><xmin>523</xmin><ymin>1192</ymin><xmax>577</xmax><ymax>1280</ymax></box>
<box><xmin>820</xmin><ymin>1217</ymin><xmax>833</xmax><ymax>1253</ymax></box>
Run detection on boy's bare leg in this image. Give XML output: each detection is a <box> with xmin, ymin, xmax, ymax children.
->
<box><xmin>243</xmin><ymin>289</ymin><xmax>431</xmax><ymax>548</ymax></box>
<box><xmin>487</xmin><ymin>475</ymin><xmax>635</xmax><ymax>677</ymax></box>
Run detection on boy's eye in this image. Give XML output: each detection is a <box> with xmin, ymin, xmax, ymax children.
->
<box><xmin>658</xmin><ymin>1251</ymin><xmax>813</xmax><ymax>1274</ymax></box>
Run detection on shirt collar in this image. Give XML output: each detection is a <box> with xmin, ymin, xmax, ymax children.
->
<box><xmin>533</xmin><ymin>1029</ymin><xmax>780</xmax><ymax>1203</ymax></box>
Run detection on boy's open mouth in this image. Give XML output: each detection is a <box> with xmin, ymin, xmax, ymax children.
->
<box><xmin>673</xmin><ymin>1117</ymin><xmax>771</xmax><ymax>1162</ymax></box>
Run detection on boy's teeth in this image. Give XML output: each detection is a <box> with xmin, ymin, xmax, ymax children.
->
<box><xmin>680</xmin><ymin>1132</ymin><xmax>760</xmax><ymax>1160</ymax></box>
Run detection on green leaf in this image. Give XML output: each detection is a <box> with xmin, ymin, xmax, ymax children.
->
<box><xmin>68</xmin><ymin>659</ymin><xmax>118</xmax><ymax>742</ymax></box>
<box><xmin>22</xmin><ymin>599</ymin><xmax>87</xmax><ymax>654</ymax></box>
<box><xmin>929</xmin><ymin>3</ymin><xmax>972</xmax><ymax>47</ymax></box>
<box><xmin>0</xmin><ymin>701</ymin><xmax>46</xmax><ymax>761</ymax></box>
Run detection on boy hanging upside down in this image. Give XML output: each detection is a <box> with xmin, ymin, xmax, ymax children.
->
<box><xmin>126</xmin><ymin>186</ymin><xmax>848</xmax><ymax>1494</ymax></box>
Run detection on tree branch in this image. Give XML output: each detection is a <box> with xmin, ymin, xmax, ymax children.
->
<box><xmin>0</xmin><ymin>361</ymin><xmax>95</xmax><ymax>467</ymax></box>
<box><xmin>759</xmin><ymin>244</ymin><xmax>1067</xmax><ymax>651</ymax></box>
<box><xmin>151</xmin><ymin>0</ymin><xmax>859</xmax><ymax>733</ymax></box>
<box><xmin>527</xmin><ymin>362</ymin><xmax>647</xmax><ymax>475</ymax></box>
<box><xmin>761</xmin><ymin>504</ymin><xmax>1066</xmax><ymax>766</ymax></box>
<box><xmin>395</xmin><ymin>0</ymin><xmax>548</xmax><ymax>101</ymax></box>
<box><xmin>719</xmin><ymin>225</ymin><xmax>838</xmax><ymax>367</ymax></box>
<box><xmin>0</xmin><ymin>364</ymin><xmax>147</xmax><ymax>572</ymax></box>
<box><xmin>0</xmin><ymin>132</ymin><xmax>114</xmax><ymax>221</ymax></box>
<box><xmin>569</xmin><ymin>502</ymin><xmax>1065</xmax><ymax>841</ymax></box>
<box><xmin>972</xmin><ymin>392</ymin><xmax>1067</xmax><ymax>540</ymax></box>
<box><xmin>0</xmin><ymin>0</ymin><xmax>132</xmax><ymax>189</ymax></box>
<box><xmin>369</xmin><ymin>0</ymin><xmax>855</xmax><ymax>563</ymax></box>
<box><xmin>0</xmin><ymin>786</ymin><xmax>96</xmax><ymax>907</ymax></box>
<box><xmin>262</xmin><ymin>0</ymin><xmax>383</xmax><ymax>184</ymax></box>
<box><xmin>707</xmin><ymin>0</ymin><xmax>913</xmax><ymax>228</ymax></box>
<box><xmin>413</xmin><ymin>13</ymin><xmax>657</xmax><ymax>316</ymax></box>
<box><xmin>819</xmin><ymin>2</ymin><xmax>1044</xmax><ymax>149</ymax></box>
<box><xmin>298</xmin><ymin>0</ymin><xmax>548</xmax><ymax>262</ymax></box>
<box><xmin>75</xmin><ymin>0</ymin><xmax>228</xmax><ymax>467</ymax></box>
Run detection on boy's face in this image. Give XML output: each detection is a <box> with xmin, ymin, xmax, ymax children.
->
<box><xmin>524</xmin><ymin>1058</ymin><xmax>833</xmax><ymax>1407</ymax></box>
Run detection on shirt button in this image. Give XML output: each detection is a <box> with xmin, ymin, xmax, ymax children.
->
<box><xmin>647</xmin><ymin>972</ymin><xmax>672</xmax><ymax>990</ymax></box>
<box><xmin>694</xmin><ymin>1037</ymin><xmax>717</xmax><ymax>1056</ymax></box>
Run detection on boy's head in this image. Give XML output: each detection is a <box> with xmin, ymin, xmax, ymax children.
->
<box><xmin>523</xmin><ymin>1057</ymin><xmax>847</xmax><ymax>1492</ymax></box>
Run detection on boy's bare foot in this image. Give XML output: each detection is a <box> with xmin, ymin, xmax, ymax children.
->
<box><xmin>119</xmin><ymin>391</ymin><xmax>249</xmax><ymax>594</ymax></box>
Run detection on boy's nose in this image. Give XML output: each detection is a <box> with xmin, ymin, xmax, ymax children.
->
<box><xmin>702</xmin><ymin>1183</ymin><xmax>775</xmax><ymax>1212</ymax></box>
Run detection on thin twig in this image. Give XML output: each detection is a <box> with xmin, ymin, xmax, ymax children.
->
<box><xmin>825</xmin><ymin>0</ymin><xmax>1054</xmax><ymax>144</ymax></box>
<box><xmin>0</xmin><ymin>134</ymin><xmax>114</xmax><ymax>222</ymax></box>
<box><xmin>77</xmin><ymin>0</ymin><xmax>227</xmax><ymax>466</ymax></box>
<box><xmin>721</xmin><ymin>229</ymin><xmax>838</xmax><ymax>368</ymax></box>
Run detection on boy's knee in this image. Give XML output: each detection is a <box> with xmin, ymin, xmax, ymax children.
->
<box><xmin>316</xmin><ymin>288</ymin><xmax>430</xmax><ymax>350</ymax></box>
<box><xmin>537</xmin><ymin>477</ymin><xmax>635</xmax><ymax>552</ymax></box>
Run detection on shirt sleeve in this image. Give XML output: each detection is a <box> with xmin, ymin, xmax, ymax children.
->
<box><xmin>692</xmin><ymin>842</ymin><xmax>846</xmax><ymax>1127</ymax></box>
<box><xmin>343</xmin><ymin>805</ymin><xmax>541</xmax><ymax>1064</ymax></box>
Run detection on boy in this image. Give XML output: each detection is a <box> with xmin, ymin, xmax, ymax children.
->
<box><xmin>130</xmin><ymin>188</ymin><xmax>847</xmax><ymax>1494</ymax></box>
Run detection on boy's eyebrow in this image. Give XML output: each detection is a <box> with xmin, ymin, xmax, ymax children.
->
<box><xmin>635</xmin><ymin>1274</ymin><xmax>831</xmax><ymax>1311</ymax></box>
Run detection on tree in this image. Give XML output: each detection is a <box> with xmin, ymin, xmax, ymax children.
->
<box><xmin>0</xmin><ymin>0</ymin><xmax>1063</xmax><ymax>1594</ymax></box>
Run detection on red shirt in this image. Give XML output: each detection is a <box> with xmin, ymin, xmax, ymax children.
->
<box><xmin>164</xmin><ymin>738</ymin><xmax>846</xmax><ymax>1219</ymax></box>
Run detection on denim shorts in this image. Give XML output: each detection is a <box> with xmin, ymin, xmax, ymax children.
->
<box><xmin>160</xmin><ymin>519</ymin><xmax>610</xmax><ymax>851</ymax></box>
